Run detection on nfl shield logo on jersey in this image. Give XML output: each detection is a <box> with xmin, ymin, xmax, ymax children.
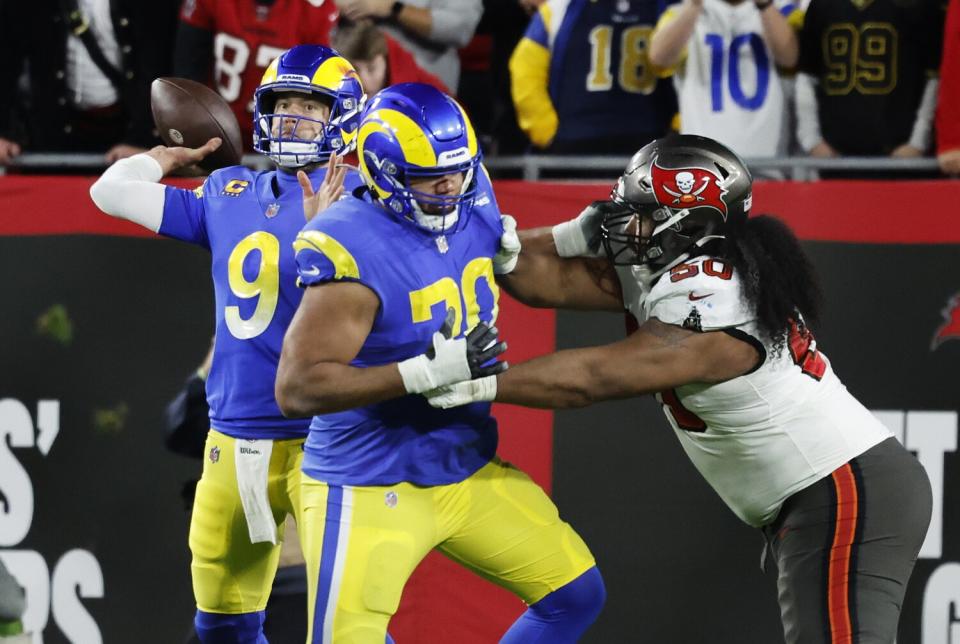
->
<box><xmin>265</xmin><ymin>203</ymin><xmax>280</xmax><ymax>219</ymax></box>
<box><xmin>209</xmin><ymin>445</ymin><xmax>221</xmax><ymax>463</ymax></box>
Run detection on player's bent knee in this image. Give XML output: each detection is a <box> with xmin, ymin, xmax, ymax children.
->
<box><xmin>194</xmin><ymin>610</ymin><xmax>266</xmax><ymax>644</ymax></box>
<box><xmin>534</xmin><ymin>566</ymin><xmax>606</xmax><ymax>622</ymax></box>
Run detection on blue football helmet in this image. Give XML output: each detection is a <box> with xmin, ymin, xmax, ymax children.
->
<box><xmin>253</xmin><ymin>45</ymin><xmax>365</xmax><ymax>167</ymax></box>
<box><xmin>356</xmin><ymin>83</ymin><xmax>482</xmax><ymax>234</ymax></box>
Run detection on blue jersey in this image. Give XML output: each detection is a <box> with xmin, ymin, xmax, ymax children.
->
<box><xmin>160</xmin><ymin>165</ymin><xmax>365</xmax><ymax>439</ymax></box>
<box><xmin>515</xmin><ymin>0</ymin><xmax>677</xmax><ymax>147</ymax></box>
<box><xmin>294</xmin><ymin>171</ymin><xmax>503</xmax><ymax>486</ymax></box>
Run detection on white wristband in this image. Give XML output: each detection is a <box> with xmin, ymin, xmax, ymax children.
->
<box><xmin>551</xmin><ymin>220</ymin><xmax>588</xmax><ymax>258</ymax></box>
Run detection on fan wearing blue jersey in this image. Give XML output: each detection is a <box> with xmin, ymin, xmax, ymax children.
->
<box><xmin>275</xmin><ymin>83</ymin><xmax>605</xmax><ymax>643</ymax></box>
<box><xmin>90</xmin><ymin>45</ymin><xmax>368</xmax><ymax>644</ymax></box>
<box><xmin>509</xmin><ymin>0</ymin><xmax>677</xmax><ymax>154</ymax></box>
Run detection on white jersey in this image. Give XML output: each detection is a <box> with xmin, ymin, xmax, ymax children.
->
<box><xmin>617</xmin><ymin>256</ymin><xmax>891</xmax><ymax>527</ymax></box>
<box><xmin>659</xmin><ymin>0</ymin><xmax>796</xmax><ymax>157</ymax></box>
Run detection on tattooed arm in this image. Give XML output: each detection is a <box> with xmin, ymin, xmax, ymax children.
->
<box><xmin>493</xmin><ymin>318</ymin><xmax>760</xmax><ymax>409</ymax></box>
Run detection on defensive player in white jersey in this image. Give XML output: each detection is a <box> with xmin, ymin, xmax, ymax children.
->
<box><xmin>428</xmin><ymin>135</ymin><xmax>933</xmax><ymax>644</ymax></box>
<box><xmin>649</xmin><ymin>0</ymin><xmax>802</xmax><ymax>158</ymax></box>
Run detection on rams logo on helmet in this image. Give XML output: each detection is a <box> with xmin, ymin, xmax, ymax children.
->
<box><xmin>356</xmin><ymin>83</ymin><xmax>482</xmax><ymax>234</ymax></box>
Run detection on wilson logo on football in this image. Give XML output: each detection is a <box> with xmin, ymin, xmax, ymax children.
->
<box><xmin>651</xmin><ymin>161</ymin><xmax>728</xmax><ymax>217</ymax></box>
<box><xmin>931</xmin><ymin>293</ymin><xmax>960</xmax><ymax>350</ymax></box>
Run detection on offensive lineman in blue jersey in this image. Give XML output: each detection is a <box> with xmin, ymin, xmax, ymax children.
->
<box><xmin>275</xmin><ymin>83</ymin><xmax>605</xmax><ymax>643</ymax></box>
<box><xmin>90</xmin><ymin>45</ymin><xmax>367</xmax><ymax>643</ymax></box>
<box><xmin>509</xmin><ymin>0</ymin><xmax>677</xmax><ymax>154</ymax></box>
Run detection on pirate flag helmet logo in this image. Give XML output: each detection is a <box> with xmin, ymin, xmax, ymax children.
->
<box><xmin>602</xmin><ymin>135</ymin><xmax>753</xmax><ymax>274</ymax></box>
<box><xmin>651</xmin><ymin>161</ymin><xmax>729</xmax><ymax>216</ymax></box>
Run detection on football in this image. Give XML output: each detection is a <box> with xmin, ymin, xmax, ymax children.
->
<box><xmin>150</xmin><ymin>77</ymin><xmax>244</xmax><ymax>171</ymax></box>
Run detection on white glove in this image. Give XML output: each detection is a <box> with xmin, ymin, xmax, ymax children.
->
<box><xmin>398</xmin><ymin>309</ymin><xmax>508</xmax><ymax>394</ymax></box>
<box><xmin>425</xmin><ymin>375</ymin><xmax>498</xmax><ymax>409</ymax></box>
<box><xmin>551</xmin><ymin>200</ymin><xmax>628</xmax><ymax>258</ymax></box>
<box><xmin>398</xmin><ymin>331</ymin><xmax>472</xmax><ymax>394</ymax></box>
<box><xmin>494</xmin><ymin>214</ymin><xmax>521</xmax><ymax>275</ymax></box>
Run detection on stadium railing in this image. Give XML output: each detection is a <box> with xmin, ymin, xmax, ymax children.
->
<box><xmin>2</xmin><ymin>153</ymin><xmax>943</xmax><ymax>180</ymax></box>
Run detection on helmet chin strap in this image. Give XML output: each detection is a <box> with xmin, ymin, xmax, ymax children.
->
<box><xmin>406</xmin><ymin>166</ymin><xmax>475</xmax><ymax>233</ymax></box>
<box><xmin>413</xmin><ymin>206</ymin><xmax>459</xmax><ymax>232</ymax></box>
<box><xmin>647</xmin><ymin>233</ymin><xmax>726</xmax><ymax>282</ymax></box>
<box><xmin>269</xmin><ymin>139</ymin><xmax>323</xmax><ymax>167</ymax></box>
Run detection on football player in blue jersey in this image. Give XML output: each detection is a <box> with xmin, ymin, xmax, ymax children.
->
<box><xmin>90</xmin><ymin>45</ymin><xmax>369</xmax><ymax>644</ymax></box>
<box><xmin>275</xmin><ymin>82</ymin><xmax>606</xmax><ymax>643</ymax></box>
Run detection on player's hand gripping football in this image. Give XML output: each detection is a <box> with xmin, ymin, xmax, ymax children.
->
<box><xmin>299</xmin><ymin>153</ymin><xmax>348</xmax><ymax>221</ymax></box>
<box><xmin>146</xmin><ymin>137</ymin><xmax>222</xmax><ymax>176</ymax></box>
<box><xmin>398</xmin><ymin>308</ymin><xmax>508</xmax><ymax>395</ymax></box>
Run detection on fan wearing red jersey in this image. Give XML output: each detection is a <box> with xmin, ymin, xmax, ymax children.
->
<box><xmin>174</xmin><ymin>0</ymin><xmax>340</xmax><ymax>150</ymax></box>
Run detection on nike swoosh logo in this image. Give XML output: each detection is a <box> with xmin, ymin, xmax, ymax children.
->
<box><xmin>688</xmin><ymin>292</ymin><xmax>713</xmax><ymax>301</ymax></box>
<box><xmin>301</xmin><ymin>266</ymin><xmax>321</xmax><ymax>277</ymax></box>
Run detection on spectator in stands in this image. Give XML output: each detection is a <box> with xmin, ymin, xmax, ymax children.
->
<box><xmin>510</xmin><ymin>0</ymin><xmax>677</xmax><ymax>155</ymax></box>
<box><xmin>331</xmin><ymin>19</ymin><xmax>448</xmax><ymax>95</ymax></box>
<box><xmin>0</xmin><ymin>0</ymin><xmax>179</xmax><ymax>166</ymax></box>
<box><xmin>174</xmin><ymin>0</ymin><xmax>339</xmax><ymax>151</ymax></box>
<box><xmin>454</xmin><ymin>0</ymin><xmax>532</xmax><ymax>154</ymax></box>
<box><xmin>937</xmin><ymin>0</ymin><xmax>960</xmax><ymax>176</ymax></box>
<box><xmin>519</xmin><ymin>0</ymin><xmax>546</xmax><ymax>13</ymax></box>
<box><xmin>649</xmin><ymin>0</ymin><xmax>800</xmax><ymax>159</ymax></box>
<box><xmin>333</xmin><ymin>0</ymin><xmax>483</xmax><ymax>92</ymax></box>
<box><xmin>795</xmin><ymin>0</ymin><xmax>942</xmax><ymax>160</ymax></box>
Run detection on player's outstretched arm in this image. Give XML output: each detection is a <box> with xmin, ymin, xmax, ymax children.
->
<box><xmin>88</xmin><ymin>137</ymin><xmax>222</xmax><ymax>232</ymax></box>
<box><xmin>449</xmin><ymin>319</ymin><xmax>760</xmax><ymax>410</ymax></box>
<box><xmin>499</xmin><ymin>227</ymin><xmax>623</xmax><ymax>311</ymax></box>
<box><xmin>497</xmin><ymin>319</ymin><xmax>759</xmax><ymax>408</ymax></box>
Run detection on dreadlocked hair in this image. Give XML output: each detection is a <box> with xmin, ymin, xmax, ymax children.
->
<box><xmin>722</xmin><ymin>215</ymin><xmax>822</xmax><ymax>355</ymax></box>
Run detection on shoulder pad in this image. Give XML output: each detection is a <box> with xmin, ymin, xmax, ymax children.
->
<box><xmin>205</xmin><ymin>166</ymin><xmax>259</xmax><ymax>197</ymax></box>
<box><xmin>294</xmin><ymin>200</ymin><xmax>381</xmax><ymax>286</ymax></box>
<box><xmin>643</xmin><ymin>256</ymin><xmax>753</xmax><ymax>331</ymax></box>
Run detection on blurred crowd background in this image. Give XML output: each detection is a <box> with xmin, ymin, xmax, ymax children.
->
<box><xmin>0</xmin><ymin>0</ymin><xmax>956</xmax><ymax>177</ymax></box>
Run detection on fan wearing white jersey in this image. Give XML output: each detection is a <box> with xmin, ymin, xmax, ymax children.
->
<box><xmin>649</xmin><ymin>0</ymin><xmax>802</xmax><ymax>158</ymax></box>
<box><xmin>427</xmin><ymin>135</ymin><xmax>933</xmax><ymax>644</ymax></box>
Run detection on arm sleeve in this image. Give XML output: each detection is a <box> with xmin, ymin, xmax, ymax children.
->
<box><xmin>907</xmin><ymin>78</ymin><xmax>939</xmax><ymax>151</ymax></box>
<box><xmin>88</xmin><ymin>155</ymin><xmax>168</xmax><ymax>232</ymax></box>
<box><xmin>509</xmin><ymin>9</ymin><xmax>558</xmax><ymax>149</ymax></box>
<box><xmin>89</xmin><ymin>153</ymin><xmax>211</xmax><ymax>245</ymax></box>
<box><xmin>795</xmin><ymin>72</ymin><xmax>823</xmax><ymax>151</ymax></box>
<box><xmin>937</xmin><ymin>0</ymin><xmax>960</xmax><ymax>153</ymax></box>
<box><xmin>428</xmin><ymin>0</ymin><xmax>484</xmax><ymax>48</ymax></box>
<box><xmin>173</xmin><ymin>21</ymin><xmax>214</xmax><ymax>82</ymax></box>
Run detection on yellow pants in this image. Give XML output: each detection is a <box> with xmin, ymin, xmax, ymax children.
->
<box><xmin>189</xmin><ymin>429</ymin><xmax>305</xmax><ymax>613</ymax></box>
<box><xmin>301</xmin><ymin>457</ymin><xmax>596</xmax><ymax>643</ymax></box>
